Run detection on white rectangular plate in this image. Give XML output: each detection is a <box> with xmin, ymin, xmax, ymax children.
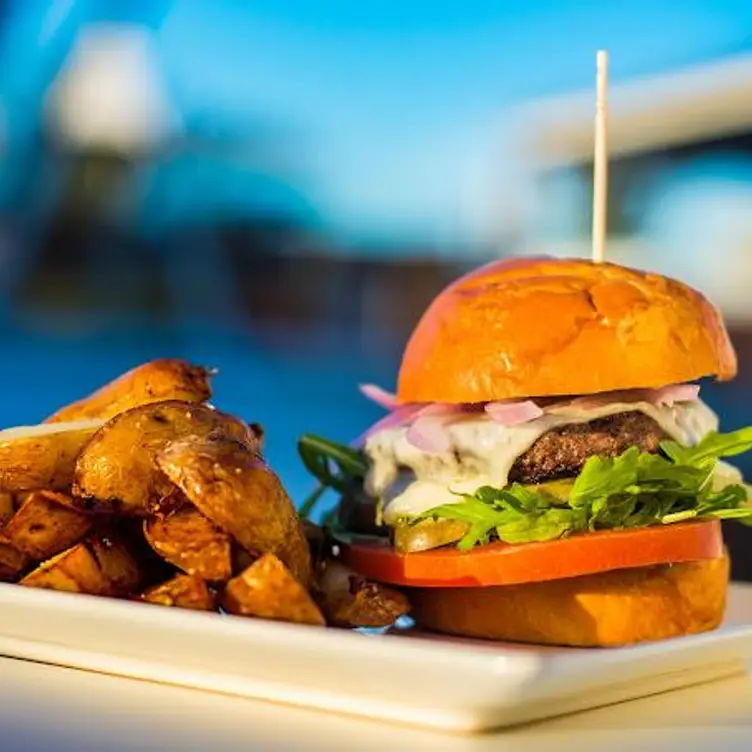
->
<box><xmin>0</xmin><ymin>582</ymin><xmax>750</xmax><ymax>733</ymax></box>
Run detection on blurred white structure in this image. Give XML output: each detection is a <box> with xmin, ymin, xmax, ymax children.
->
<box><xmin>502</xmin><ymin>52</ymin><xmax>752</xmax><ymax>322</ymax></box>
<box><xmin>46</xmin><ymin>23</ymin><xmax>180</xmax><ymax>155</ymax></box>
<box><xmin>510</xmin><ymin>52</ymin><xmax>752</xmax><ymax>169</ymax></box>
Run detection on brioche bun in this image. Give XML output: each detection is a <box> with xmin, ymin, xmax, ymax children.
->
<box><xmin>397</xmin><ymin>257</ymin><xmax>736</xmax><ymax>404</ymax></box>
<box><xmin>407</xmin><ymin>554</ymin><xmax>729</xmax><ymax>647</ymax></box>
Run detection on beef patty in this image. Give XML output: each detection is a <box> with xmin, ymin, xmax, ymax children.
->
<box><xmin>508</xmin><ymin>411</ymin><xmax>666</xmax><ymax>485</ymax></box>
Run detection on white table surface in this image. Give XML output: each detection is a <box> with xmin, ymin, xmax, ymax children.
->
<box><xmin>3</xmin><ymin>585</ymin><xmax>752</xmax><ymax>752</ymax></box>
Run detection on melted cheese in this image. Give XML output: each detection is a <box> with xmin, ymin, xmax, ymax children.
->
<box><xmin>363</xmin><ymin>399</ymin><xmax>720</xmax><ymax>524</ymax></box>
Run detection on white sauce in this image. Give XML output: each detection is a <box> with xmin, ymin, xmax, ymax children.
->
<box><xmin>363</xmin><ymin>399</ymin><xmax>720</xmax><ymax>524</ymax></box>
<box><xmin>714</xmin><ymin>459</ymin><xmax>744</xmax><ymax>490</ymax></box>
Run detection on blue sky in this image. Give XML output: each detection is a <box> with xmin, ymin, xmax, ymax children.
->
<box><xmin>3</xmin><ymin>0</ymin><xmax>752</xmax><ymax>246</ymax></box>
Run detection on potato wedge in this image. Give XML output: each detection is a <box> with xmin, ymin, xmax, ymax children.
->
<box><xmin>231</xmin><ymin>544</ymin><xmax>255</xmax><ymax>575</ymax></box>
<box><xmin>46</xmin><ymin>358</ymin><xmax>213</xmax><ymax>423</ymax></box>
<box><xmin>3</xmin><ymin>490</ymin><xmax>92</xmax><ymax>561</ymax></box>
<box><xmin>0</xmin><ymin>537</ymin><xmax>28</xmax><ymax>582</ymax></box>
<box><xmin>0</xmin><ymin>492</ymin><xmax>14</xmax><ymax>528</ymax></box>
<box><xmin>21</xmin><ymin>532</ymin><xmax>142</xmax><ymax>596</ymax></box>
<box><xmin>157</xmin><ymin>436</ymin><xmax>312</xmax><ymax>588</ymax></box>
<box><xmin>73</xmin><ymin>401</ymin><xmax>259</xmax><ymax>515</ymax></box>
<box><xmin>142</xmin><ymin>574</ymin><xmax>216</xmax><ymax>611</ymax></box>
<box><xmin>315</xmin><ymin>561</ymin><xmax>410</xmax><ymax>628</ymax></box>
<box><xmin>112</xmin><ymin>517</ymin><xmax>176</xmax><ymax>589</ymax></box>
<box><xmin>222</xmin><ymin>554</ymin><xmax>325</xmax><ymax>626</ymax></box>
<box><xmin>0</xmin><ymin>420</ymin><xmax>103</xmax><ymax>493</ymax></box>
<box><xmin>144</xmin><ymin>508</ymin><xmax>232</xmax><ymax>581</ymax></box>
<box><xmin>147</xmin><ymin>486</ymin><xmax>187</xmax><ymax>517</ymax></box>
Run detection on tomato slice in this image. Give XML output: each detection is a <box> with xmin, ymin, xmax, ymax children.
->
<box><xmin>337</xmin><ymin>520</ymin><xmax>723</xmax><ymax>588</ymax></box>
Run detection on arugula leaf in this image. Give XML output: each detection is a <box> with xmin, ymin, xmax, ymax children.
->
<box><xmin>703</xmin><ymin>485</ymin><xmax>747</xmax><ymax>507</ymax></box>
<box><xmin>297</xmin><ymin>435</ymin><xmax>368</xmax><ymax>488</ymax></box>
<box><xmin>661</xmin><ymin>427</ymin><xmax>752</xmax><ymax>466</ymax></box>
<box><xmin>661</xmin><ymin>509</ymin><xmax>699</xmax><ymax>524</ymax></box>
<box><xmin>418</xmin><ymin>486</ymin><xmax>591</xmax><ymax>548</ymax></box>
<box><xmin>496</xmin><ymin>507</ymin><xmax>588</xmax><ymax>544</ymax></box>
<box><xmin>569</xmin><ymin>451</ymin><xmax>632</xmax><ymax>507</ymax></box>
<box><xmin>416</xmin><ymin>425</ymin><xmax>752</xmax><ymax>549</ymax></box>
<box><xmin>460</xmin><ymin>524</ymin><xmax>493</xmax><ymax>550</ymax></box>
<box><xmin>704</xmin><ymin>508</ymin><xmax>752</xmax><ymax>522</ymax></box>
<box><xmin>298</xmin><ymin>425</ymin><xmax>752</xmax><ymax>539</ymax></box>
<box><xmin>423</xmin><ymin>499</ymin><xmax>499</xmax><ymax>528</ymax></box>
<box><xmin>473</xmin><ymin>484</ymin><xmax>555</xmax><ymax>513</ymax></box>
<box><xmin>297</xmin><ymin>434</ymin><xmax>369</xmax><ymax>519</ymax></box>
<box><xmin>591</xmin><ymin>492</ymin><xmax>637</xmax><ymax>528</ymax></box>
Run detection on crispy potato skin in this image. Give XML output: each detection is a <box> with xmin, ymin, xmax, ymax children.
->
<box><xmin>157</xmin><ymin>437</ymin><xmax>312</xmax><ymax>588</ymax></box>
<box><xmin>0</xmin><ymin>537</ymin><xmax>28</xmax><ymax>582</ymax></box>
<box><xmin>3</xmin><ymin>490</ymin><xmax>92</xmax><ymax>561</ymax></box>
<box><xmin>111</xmin><ymin>518</ymin><xmax>176</xmax><ymax>589</ymax></box>
<box><xmin>223</xmin><ymin>554</ymin><xmax>325</xmax><ymax>626</ymax></box>
<box><xmin>21</xmin><ymin>533</ymin><xmax>142</xmax><ymax>596</ymax></box>
<box><xmin>141</xmin><ymin>574</ymin><xmax>216</xmax><ymax>611</ymax></box>
<box><xmin>231</xmin><ymin>544</ymin><xmax>256</xmax><ymax>575</ymax></box>
<box><xmin>315</xmin><ymin>561</ymin><xmax>411</xmax><ymax>628</ymax></box>
<box><xmin>144</xmin><ymin>508</ymin><xmax>232</xmax><ymax>581</ymax></box>
<box><xmin>46</xmin><ymin>359</ymin><xmax>213</xmax><ymax>424</ymax></box>
<box><xmin>73</xmin><ymin>401</ymin><xmax>259</xmax><ymax>516</ymax></box>
<box><xmin>0</xmin><ymin>493</ymin><xmax>13</xmax><ymax>528</ymax></box>
<box><xmin>0</xmin><ymin>422</ymin><xmax>101</xmax><ymax>493</ymax></box>
<box><xmin>147</xmin><ymin>487</ymin><xmax>187</xmax><ymax>518</ymax></box>
<box><xmin>0</xmin><ymin>362</ymin><xmax>331</xmax><ymax>626</ymax></box>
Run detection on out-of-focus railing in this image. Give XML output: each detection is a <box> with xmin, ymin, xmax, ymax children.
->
<box><xmin>499</xmin><ymin>52</ymin><xmax>752</xmax><ymax>329</ymax></box>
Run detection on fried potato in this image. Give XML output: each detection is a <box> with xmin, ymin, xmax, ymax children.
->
<box><xmin>0</xmin><ymin>492</ymin><xmax>13</xmax><ymax>528</ymax></box>
<box><xmin>148</xmin><ymin>486</ymin><xmax>187</xmax><ymax>518</ymax></box>
<box><xmin>222</xmin><ymin>554</ymin><xmax>325</xmax><ymax>626</ymax></box>
<box><xmin>141</xmin><ymin>574</ymin><xmax>216</xmax><ymax>611</ymax></box>
<box><xmin>157</xmin><ymin>436</ymin><xmax>312</xmax><ymax>588</ymax></box>
<box><xmin>46</xmin><ymin>358</ymin><xmax>213</xmax><ymax>423</ymax></box>
<box><xmin>315</xmin><ymin>561</ymin><xmax>411</xmax><ymax>628</ymax></box>
<box><xmin>2</xmin><ymin>490</ymin><xmax>92</xmax><ymax>561</ymax></box>
<box><xmin>0</xmin><ymin>420</ymin><xmax>103</xmax><ymax>493</ymax></box>
<box><xmin>111</xmin><ymin>517</ymin><xmax>176</xmax><ymax>589</ymax></box>
<box><xmin>21</xmin><ymin>532</ymin><xmax>142</xmax><ymax>596</ymax></box>
<box><xmin>231</xmin><ymin>544</ymin><xmax>255</xmax><ymax>575</ymax></box>
<box><xmin>0</xmin><ymin>537</ymin><xmax>28</xmax><ymax>582</ymax></box>
<box><xmin>144</xmin><ymin>508</ymin><xmax>232</xmax><ymax>581</ymax></box>
<box><xmin>73</xmin><ymin>401</ymin><xmax>259</xmax><ymax>515</ymax></box>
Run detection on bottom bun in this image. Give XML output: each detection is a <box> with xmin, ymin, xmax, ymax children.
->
<box><xmin>407</xmin><ymin>554</ymin><xmax>730</xmax><ymax>647</ymax></box>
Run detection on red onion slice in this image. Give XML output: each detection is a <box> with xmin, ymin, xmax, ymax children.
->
<box><xmin>357</xmin><ymin>402</ymin><xmax>469</xmax><ymax>451</ymax></box>
<box><xmin>485</xmin><ymin>400</ymin><xmax>544</xmax><ymax>426</ymax></box>
<box><xmin>550</xmin><ymin>384</ymin><xmax>700</xmax><ymax>412</ymax></box>
<box><xmin>358</xmin><ymin>383</ymin><xmax>398</xmax><ymax>410</ymax></box>
<box><xmin>413</xmin><ymin>403</ymin><xmax>474</xmax><ymax>418</ymax></box>
<box><xmin>649</xmin><ymin>384</ymin><xmax>700</xmax><ymax>406</ymax></box>
<box><xmin>353</xmin><ymin>378</ymin><xmax>701</xmax><ymax>453</ymax></box>
<box><xmin>406</xmin><ymin>416</ymin><xmax>452</xmax><ymax>453</ymax></box>
<box><xmin>355</xmin><ymin>403</ymin><xmax>425</xmax><ymax>446</ymax></box>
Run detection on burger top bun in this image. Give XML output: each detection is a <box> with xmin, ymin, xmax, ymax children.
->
<box><xmin>397</xmin><ymin>256</ymin><xmax>737</xmax><ymax>404</ymax></box>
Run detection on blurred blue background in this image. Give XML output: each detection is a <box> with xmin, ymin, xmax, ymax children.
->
<box><xmin>1</xmin><ymin>0</ymin><xmax>752</xmax><ymax>551</ymax></box>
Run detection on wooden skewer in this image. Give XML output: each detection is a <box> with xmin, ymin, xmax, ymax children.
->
<box><xmin>591</xmin><ymin>50</ymin><xmax>609</xmax><ymax>264</ymax></box>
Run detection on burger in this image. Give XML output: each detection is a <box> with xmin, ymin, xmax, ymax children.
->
<box><xmin>298</xmin><ymin>257</ymin><xmax>752</xmax><ymax>647</ymax></box>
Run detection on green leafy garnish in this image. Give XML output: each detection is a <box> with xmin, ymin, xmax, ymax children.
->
<box><xmin>297</xmin><ymin>434</ymin><xmax>368</xmax><ymax>519</ymax></box>
<box><xmin>662</xmin><ymin>428</ymin><xmax>752</xmax><ymax>465</ymax></box>
<box><xmin>415</xmin><ymin>427</ymin><xmax>752</xmax><ymax>550</ymax></box>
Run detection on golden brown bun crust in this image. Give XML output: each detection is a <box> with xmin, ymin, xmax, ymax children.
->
<box><xmin>407</xmin><ymin>554</ymin><xmax>729</xmax><ymax>647</ymax></box>
<box><xmin>397</xmin><ymin>257</ymin><xmax>736</xmax><ymax>404</ymax></box>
